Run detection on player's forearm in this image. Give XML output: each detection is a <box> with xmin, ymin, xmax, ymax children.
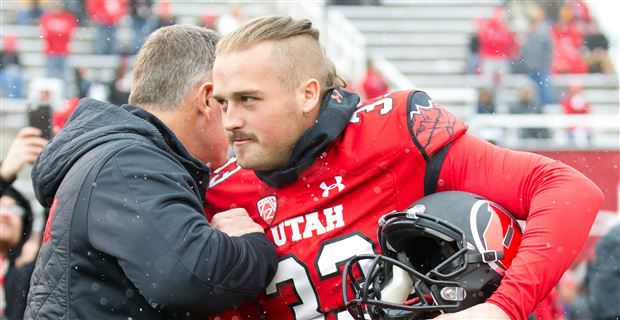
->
<box><xmin>439</xmin><ymin>134</ymin><xmax>603</xmax><ymax>319</ymax></box>
<box><xmin>488</xmin><ymin>162</ymin><xmax>603</xmax><ymax>320</ymax></box>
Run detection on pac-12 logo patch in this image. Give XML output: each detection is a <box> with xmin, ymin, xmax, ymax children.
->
<box><xmin>257</xmin><ymin>195</ymin><xmax>277</xmax><ymax>225</ymax></box>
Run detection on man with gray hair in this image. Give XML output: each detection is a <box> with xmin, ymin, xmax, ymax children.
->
<box><xmin>26</xmin><ymin>25</ymin><xmax>277</xmax><ymax>319</ymax></box>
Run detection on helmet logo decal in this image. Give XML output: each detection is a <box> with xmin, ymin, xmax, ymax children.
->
<box><xmin>487</xmin><ymin>202</ymin><xmax>522</xmax><ymax>269</ymax></box>
<box><xmin>320</xmin><ymin>176</ymin><xmax>345</xmax><ymax>198</ymax></box>
<box><xmin>257</xmin><ymin>195</ymin><xmax>277</xmax><ymax>225</ymax></box>
<box><xmin>482</xmin><ymin>206</ymin><xmax>505</xmax><ymax>253</ymax></box>
<box><xmin>470</xmin><ymin>200</ymin><xmax>522</xmax><ymax>272</ymax></box>
<box><xmin>470</xmin><ymin>200</ymin><xmax>504</xmax><ymax>273</ymax></box>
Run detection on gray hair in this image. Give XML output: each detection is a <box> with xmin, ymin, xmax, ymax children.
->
<box><xmin>129</xmin><ymin>25</ymin><xmax>219</xmax><ymax>111</ymax></box>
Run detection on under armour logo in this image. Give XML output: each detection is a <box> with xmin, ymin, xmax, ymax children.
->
<box><xmin>331</xmin><ymin>90</ymin><xmax>343</xmax><ymax>104</ymax></box>
<box><xmin>320</xmin><ymin>176</ymin><xmax>345</xmax><ymax>198</ymax></box>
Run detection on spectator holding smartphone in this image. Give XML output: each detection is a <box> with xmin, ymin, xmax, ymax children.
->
<box><xmin>1</xmin><ymin>127</ymin><xmax>47</xmax><ymax>319</ymax></box>
<box><xmin>1</xmin><ymin>127</ymin><xmax>48</xmax><ymax>189</ymax></box>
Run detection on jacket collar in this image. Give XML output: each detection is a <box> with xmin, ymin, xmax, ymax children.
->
<box><xmin>122</xmin><ymin>105</ymin><xmax>211</xmax><ymax>199</ymax></box>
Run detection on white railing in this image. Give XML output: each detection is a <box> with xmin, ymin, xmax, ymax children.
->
<box><xmin>467</xmin><ymin>113</ymin><xmax>620</xmax><ymax>149</ymax></box>
<box><xmin>372</xmin><ymin>55</ymin><xmax>413</xmax><ymax>90</ymax></box>
<box><xmin>324</xmin><ymin>9</ymin><xmax>367</xmax><ymax>83</ymax></box>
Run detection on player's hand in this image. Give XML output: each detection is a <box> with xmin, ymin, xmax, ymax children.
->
<box><xmin>433</xmin><ymin>302</ymin><xmax>509</xmax><ymax>319</ymax></box>
<box><xmin>0</xmin><ymin>127</ymin><xmax>48</xmax><ymax>181</ymax></box>
<box><xmin>211</xmin><ymin>208</ymin><xmax>264</xmax><ymax>237</ymax></box>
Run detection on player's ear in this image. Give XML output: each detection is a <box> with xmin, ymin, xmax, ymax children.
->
<box><xmin>300</xmin><ymin>78</ymin><xmax>321</xmax><ymax>114</ymax></box>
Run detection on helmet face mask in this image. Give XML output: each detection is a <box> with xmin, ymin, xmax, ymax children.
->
<box><xmin>342</xmin><ymin>192</ymin><xmax>523</xmax><ymax>320</ymax></box>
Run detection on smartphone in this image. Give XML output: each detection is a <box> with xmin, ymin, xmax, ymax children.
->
<box><xmin>28</xmin><ymin>103</ymin><xmax>53</xmax><ymax>140</ymax></box>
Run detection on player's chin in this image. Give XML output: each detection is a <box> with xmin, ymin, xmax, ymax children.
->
<box><xmin>234</xmin><ymin>151</ymin><xmax>259</xmax><ymax>170</ymax></box>
<box><xmin>236</xmin><ymin>152</ymin><xmax>278</xmax><ymax>171</ymax></box>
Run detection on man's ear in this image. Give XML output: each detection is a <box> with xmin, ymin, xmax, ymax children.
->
<box><xmin>300</xmin><ymin>78</ymin><xmax>321</xmax><ymax>114</ymax></box>
<box><xmin>198</xmin><ymin>82</ymin><xmax>214</xmax><ymax>116</ymax></box>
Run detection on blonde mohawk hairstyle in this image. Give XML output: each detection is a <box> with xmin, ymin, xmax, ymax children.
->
<box><xmin>217</xmin><ymin>15</ymin><xmax>346</xmax><ymax>91</ymax></box>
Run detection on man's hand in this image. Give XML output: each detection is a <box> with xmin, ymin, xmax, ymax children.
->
<box><xmin>0</xmin><ymin>127</ymin><xmax>48</xmax><ymax>181</ymax></box>
<box><xmin>210</xmin><ymin>208</ymin><xmax>264</xmax><ymax>237</ymax></box>
<box><xmin>433</xmin><ymin>302</ymin><xmax>510</xmax><ymax>319</ymax></box>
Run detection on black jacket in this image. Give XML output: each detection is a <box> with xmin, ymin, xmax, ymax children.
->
<box><xmin>587</xmin><ymin>223</ymin><xmax>620</xmax><ymax>320</ymax></box>
<box><xmin>26</xmin><ymin>98</ymin><xmax>277</xmax><ymax>319</ymax></box>
<box><xmin>4</xmin><ymin>262</ymin><xmax>35</xmax><ymax>320</ymax></box>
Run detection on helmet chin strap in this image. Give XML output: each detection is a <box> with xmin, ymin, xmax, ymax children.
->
<box><xmin>380</xmin><ymin>254</ymin><xmax>414</xmax><ymax>304</ymax></box>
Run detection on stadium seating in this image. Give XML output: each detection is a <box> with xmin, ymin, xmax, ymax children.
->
<box><xmin>334</xmin><ymin>1</ymin><xmax>618</xmax><ymax>117</ymax></box>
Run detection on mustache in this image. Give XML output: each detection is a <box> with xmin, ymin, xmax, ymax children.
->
<box><xmin>228</xmin><ymin>130</ymin><xmax>256</xmax><ymax>142</ymax></box>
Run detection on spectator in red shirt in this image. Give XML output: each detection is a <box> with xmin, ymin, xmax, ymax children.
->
<box><xmin>154</xmin><ymin>0</ymin><xmax>176</xmax><ymax>29</ymax></box>
<box><xmin>477</xmin><ymin>6</ymin><xmax>518</xmax><ymax>111</ymax></box>
<box><xmin>362</xmin><ymin>59</ymin><xmax>388</xmax><ymax>100</ymax></box>
<box><xmin>0</xmin><ymin>34</ymin><xmax>25</xmax><ymax>98</ymax></box>
<box><xmin>86</xmin><ymin>0</ymin><xmax>127</xmax><ymax>55</ymax></box>
<box><xmin>567</xmin><ymin>0</ymin><xmax>591</xmax><ymax>34</ymax></box>
<box><xmin>561</xmin><ymin>83</ymin><xmax>590</xmax><ymax>115</ymax></box>
<box><xmin>561</xmin><ymin>83</ymin><xmax>591</xmax><ymax>148</ymax></box>
<box><xmin>39</xmin><ymin>1</ymin><xmax>77</xmax><ymax>84</ymax></box>
<box><xmin>551</xmin><ymin>6</ymin><xmax>588</xmax><ymax>74</ymax></box>
<box><xmin>201</xmin><ymin>10</ymin><xmax>218</xmax><ymax>31</ymax></box>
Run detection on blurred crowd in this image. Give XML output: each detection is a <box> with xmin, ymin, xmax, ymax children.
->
<box><xmin>0</xmin><ymin>0</ymin><xmax>391</xmax><ymax>121</ymax></box>
<box><xmin>0</xmin><ymin>0</ymin><xmax>247</xmax><ymax>104</ymax></box>
<box><xmin>468</xmin><ymin>1</ymin><xmax>612</xmax><ymax>147</ymax></box>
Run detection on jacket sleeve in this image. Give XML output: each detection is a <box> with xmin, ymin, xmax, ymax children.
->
<box><xmin>86</xmin><ymin>143</ymin><xmax>277</xmax><ymax>316</ymax></box>
<box><xmin>438</xmin><ymin>133</ymin><xmax>603</xmax><ymax>320</ymax></box>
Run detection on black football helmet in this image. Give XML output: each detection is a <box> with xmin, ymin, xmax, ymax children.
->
<box><xmin>342</xmin><ymin>191</ymin><xmax>523</xmax><ymax>320</ymax></box>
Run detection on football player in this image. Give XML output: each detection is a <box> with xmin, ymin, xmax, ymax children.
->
<box><xmin>206</xmin><ymin>15</ymin><xmax>603</xmax><ymax>320</ymax></box>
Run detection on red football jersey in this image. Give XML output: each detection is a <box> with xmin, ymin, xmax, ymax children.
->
<box><xmin>206</xmin><ymin>89</ymin><xmax>602</xmax><ymax>320</ymax></box>
<box><xmin>206</xmin><ymin>90</ymin><xmax>466</xmax><ymax>319</ymax></box>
